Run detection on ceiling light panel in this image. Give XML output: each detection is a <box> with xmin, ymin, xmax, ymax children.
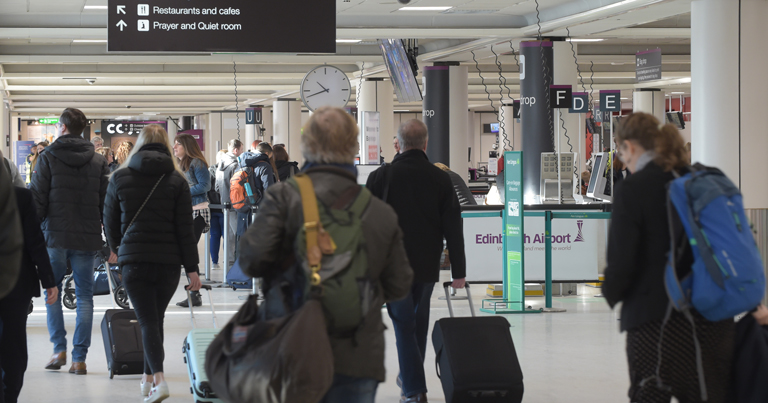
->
<box><xmin>399</xmin><ymin>7</ymin><xmax>454</xmax><ymax>11</ymax></box>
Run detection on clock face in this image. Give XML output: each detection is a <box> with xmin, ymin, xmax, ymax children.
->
<box><xmin>300</xmin><ymin>65</ymin><xmax>352</xmax><ymax>112</ymax></box>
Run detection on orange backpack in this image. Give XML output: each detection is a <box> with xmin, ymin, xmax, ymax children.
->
<box><xmin>229</xmin><ymin>167</ymin><xmax>262</xmax><ymax>213</ymax></box>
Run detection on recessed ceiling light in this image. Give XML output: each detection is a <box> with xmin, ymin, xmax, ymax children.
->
<box><xmin>394</xmin><ymin>110</ymin><xmax>411</xmax><ymax>112</ymax></box>
<box><xmin>671</xmin><ymin>92</ymin><xmax>685</xmax><ymax>94</ymax></box>
<box><xmin>83</xmin><ymin>5</ymin><xmax>108</xmax><ymax>9</ymax></box>
<box><xmin>621</xmin><ymin>97</ymin><xmax>628</xmax><ymax>100</ymax></box>
<box><xmin>336</xmin><ymin>39</ymin><xmax>362</xmax><ymax>43</ymax></box>
<box><xmin>399</xmin><ymin>6</ymin><xmax>453</xmax><ymax>11</ymax></box>
<box><xmin>73</xmin><ymin>39</ymin><xmax>107</xmax><ymax>43</ymax></box>
<box><xmin>610</xmin><ymin>62</ymin><xmax>625</xmax><ymax>66</ymax></box>
<box><xmin>566</xmin><ymin>38</ymin><xmax>604</xmax><ymax>42</ymax></box>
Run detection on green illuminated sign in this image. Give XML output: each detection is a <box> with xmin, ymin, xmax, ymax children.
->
<box><xmin>38</xmin><ymin>118</ymin><xmax>59</xmax><ymax>125</ymax></box>
<box><xmin>503</xmin><ymin>151</ymin><xmax>525</xmax><ymax>309</ymax></box>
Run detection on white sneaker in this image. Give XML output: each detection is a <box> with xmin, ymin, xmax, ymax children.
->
<box><xmin>213</xmin><ymin>263</ymin><xmax>221</xmax><ymax>270</ymax></box>
<box><xmin>145</xmin><ymin>381</ymin><xmax>169</xmax><ymax>403</ymax></box>
<box><xmin>141</xmin><ymin>381</ymin><xmax>151</xmax><ymax>397</ymax></box>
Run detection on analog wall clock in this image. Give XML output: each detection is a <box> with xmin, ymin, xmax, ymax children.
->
<box><xmin>300</xmin><ymin>65</ymin><xmax>352</xmax><ymax>112</ymax></box>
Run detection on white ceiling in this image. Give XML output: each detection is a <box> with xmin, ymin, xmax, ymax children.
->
<box><xmin>0</xmin><ymin>0</ymin><xmax>693</xmax><ymax>117</ymax></box>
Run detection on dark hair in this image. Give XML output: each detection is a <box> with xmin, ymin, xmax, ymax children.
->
<box><xmin>273</xmin><ymin>144</ymin><xmax>289</xmax><ymax>162</ymax></box>
<box><xmin>616</xmin><ymin>112</ymin><xmax>687</xmax><ymax>172</ymax></box>
<box><xmin>60</xmin><ymin>108</ymin><xmax>87</xmax><ymax>136</ymax></box>
<box><xmin>227</xmin><ymin>139</ymin><xmax>243</xmax><ymax>151</ymax></box>
<box><xmin>256</xmin><ymin>142</ymin><xmax>280</xmax><ymax>182</ymax></box>
<box><xmin>175</xmin><ymin>133</ymin><xmax>208</xmax><ymax>172</ymax></box>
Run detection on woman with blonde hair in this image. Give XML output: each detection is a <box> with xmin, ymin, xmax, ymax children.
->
<box><xmin>602</xmin><ymin>112</ymin><xmax>733</xmax><ymax>403</ymax></box>
<box><xmin>172</xmin><ymin>133</ymin><xmax>210</xmax><ymax>307</ymax></box>
<box><xmin>113</xmin><ymin>141</ymin><xmax>134</xmax><ymax>171</ymax></box>
<box><xmin>104</xmin><ymin>124</ymin><xmax>201</xmax><ymax>403</ymax></box>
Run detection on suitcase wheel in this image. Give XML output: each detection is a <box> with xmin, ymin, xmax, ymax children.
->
<box><xmin>183</xmin><ymin>356</ymin><xmax>187</xmax><ymax>364</ymax></box>
<box><xmin>109</xmin><ymin>369</ymin><xmax>114</xmax><ymax>379</ymax></box>
<box><xmin>190</xmin><ymin>387</ymin><xmax>193</xmax><ymax>395</ymax></box>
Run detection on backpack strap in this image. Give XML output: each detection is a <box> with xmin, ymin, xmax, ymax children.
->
<box><xmin>294</xmin><ymin>174</ymin><xmax>322</xmax><ymax>286</ymax></box>
<box><xmin>348</xmin><ymin>188</ymin><xmax>372</xmax><ymax>218</ymax></box>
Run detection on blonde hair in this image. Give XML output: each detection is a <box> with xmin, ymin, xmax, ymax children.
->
<box><xmin>301</xmin><ymin>107</ymin><xmax>358</xmax><ymax>164</ymax></box>
<box><xmin>113</xmin><ymin>124</ymin><xmax>182</xmax><ymax>175</ymax></box>
<box><xmin>114</xmin><ymin>141</ymin><xmax>134</xmax><ymax>165</ymax></box>
<box><xmin>95</xmin><ymin>147</ymin><xmax>112</xmax><ymax>158</ymax></box>
<box><xmin>616</xmin><ymin>112</ymin><xmax>688</xmax><ymax>172</ymax></box>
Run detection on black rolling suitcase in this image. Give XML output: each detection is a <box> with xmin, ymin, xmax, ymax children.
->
<box><xmin>432</xmin><ymin>282</ymin><xmax>524</xmax><ymax>403</ymax></box>
<box><xmin>101</xmin><ymin>268</ymin><xmax>144</xmax><ymax>378</ymax></box>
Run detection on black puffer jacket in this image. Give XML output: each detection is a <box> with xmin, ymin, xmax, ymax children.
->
<box><xmin>31</xmin><ymin>134</ymin><xmax>109</xmax><ymax>251</ymax></box>
<box><xmin>275</xmin><ymin>160</ymin><xmax>299</xmax><ymax>182</ymax></box>
<box><xmin>103</xmin><ymin>143</ymin><xmax>199</xmax><ymax>273</ymax></box>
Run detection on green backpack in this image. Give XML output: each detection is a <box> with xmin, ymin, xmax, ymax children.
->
<box><xmin>289</xmin><ymin>174</ymin><xmax>374</xmax><ymax>336</ymax></box>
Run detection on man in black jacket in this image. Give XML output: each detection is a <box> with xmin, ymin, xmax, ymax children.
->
<box><xmin>1</xmin><ymin>185</ymin><xmax>57</xmax><ymax>403</ymax></box>
<box><xmin>366</xmin><ymin>120</ymin><xmax>466</xmax><ymax>403</ymax></box>
<box><xmin>30</xmin><ymin>108</ymin><xmax>109</xmax><ymax>375</ymax></box>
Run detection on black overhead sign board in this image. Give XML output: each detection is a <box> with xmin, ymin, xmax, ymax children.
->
<box><xmin>107</xmin><ymin>0</ymin><xmax>335</xmax><ymax>53</ymax></box>
<box><xmin>636</xmin><ymin>48</ymin><xmax>662</xmax><ymax>82</ymax></box>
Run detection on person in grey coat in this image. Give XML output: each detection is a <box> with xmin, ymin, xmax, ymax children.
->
<box><xmin>238</xmin><ymin>107</ymin><xmax>413</xmax><ymax>403</ymax></box>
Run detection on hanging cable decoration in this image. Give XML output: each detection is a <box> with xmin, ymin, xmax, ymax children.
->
<box><xmin>356</xmin><ymin>61</ymin><xmax>365</xmax><ymax>111</ymax></box>
<box><xmin>233</xmin><ymin>61</ymin><xmax>241</xmax><ymax>141</ymax></box>
<box><xmin>492</xmin><ymin>44</ymin><xmax>513</xmax><ymax>151</ymax></box>
<box><xmin>471</xmin><ymin>49</ymin><xmax>497</xmax><ymax>116</ymax></box>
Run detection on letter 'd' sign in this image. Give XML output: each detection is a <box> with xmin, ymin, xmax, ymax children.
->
<box><xmin>569</xmin><ymin>93</ymin><xmax>589</xmax><ymax>114</ymax></box>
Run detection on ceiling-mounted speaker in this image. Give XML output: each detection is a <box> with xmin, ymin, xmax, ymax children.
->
<box><xmin>180</xmin><ymin>116</ymin><xmax>194</xmax><ymax>131</ymax></box>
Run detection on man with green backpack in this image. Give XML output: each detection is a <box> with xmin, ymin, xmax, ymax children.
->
<box><xmin>237</xmin><ymin>106</ymin><xmax>413</xmax><ymax>403</ymax></box>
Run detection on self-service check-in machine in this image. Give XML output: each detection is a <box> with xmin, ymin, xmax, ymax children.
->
<box><xmin>586</xmin><ymin>152</ymin><xmax>612</xmax><ymax>202</ymax></box>
<box><xmin>540</xmin><ymin>152</ymin><xmax>577</xmax><ymax>204</ymax></box>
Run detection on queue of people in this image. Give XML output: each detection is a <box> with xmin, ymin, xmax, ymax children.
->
<box><xmin>0</xmin><ymin>105</ymin><xmax>765</xmax><ymax>403</ymax></box>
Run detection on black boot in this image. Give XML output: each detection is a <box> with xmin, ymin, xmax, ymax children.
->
<box><xmin>176</xmin><ymin>291</ymin><xmax>202</xmax><ymax>307</ymax></box>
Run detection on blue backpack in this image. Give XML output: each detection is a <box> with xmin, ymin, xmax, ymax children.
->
<box><xmin>665</xmin><ymin>164</ymin><xmax>765</xmax><ymax>321</ymax></box>
<box><xmin>652</xmin><ymin>164</ymin><xmax>766</xmax><ymax>400</ymax></box>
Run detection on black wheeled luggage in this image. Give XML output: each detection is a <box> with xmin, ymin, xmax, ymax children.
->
<box><xmin>432</xmin><ymin>282</ymin><xmax>524</xmax><ymax>403</ymax></box>
<box><xmin>102</xmin><ymin>309</ymin><xmax>144</xmax><ymax>378</ymax></box>
<box><xmin>101</xmin><ymin>266</ymin><xmax>144</xmax><ymax>379</ymax></box>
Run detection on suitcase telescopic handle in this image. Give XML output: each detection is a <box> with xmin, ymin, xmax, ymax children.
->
<box><xmin>442</xmin><ymin>282</ymin><xmax>476</xmax><ymax>318</ymax></box>
<box><xmin>185</xmin><ymin>285</ymin><xmax>218</xmax><ymax>329</ymax></box>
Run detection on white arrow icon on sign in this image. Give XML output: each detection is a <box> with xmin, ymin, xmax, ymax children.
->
<box><xmin>117</xmin><ymin>5</ymin><xmax>126</xmax><ymax>14</ymax></box>
<box><xmin>116</xmin><ymin>20</ymin><xmax>127</xmax><ymax>31</ymax></box>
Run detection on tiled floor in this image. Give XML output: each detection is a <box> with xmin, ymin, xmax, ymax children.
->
<box><xmin>18</xmin><ymin>267</ymin><xmax>634</xmax><ymax>403</ymax></box>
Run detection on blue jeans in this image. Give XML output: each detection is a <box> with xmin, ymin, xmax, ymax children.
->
<box><xmin>45</xmin><ymin>248</ymin><xmax>96</xmax><ymax>363</ymax></box>
<box><xmin>319</xmin><ymin>374</ymin><xmax>378</xmax><ymax>403</ymax></box>
<box><xmin>387</xmin><ymin>282</ymin><xmax>434</xmax><ymax>398</ymax></box>
<box><xmin>209</xmin><ymin>211</ymin><xmax>224</xmax><ymax>264</ymax></box>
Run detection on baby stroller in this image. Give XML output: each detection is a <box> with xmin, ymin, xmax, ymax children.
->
<box><xmin>62</xmin><ymin>245</ymin><xmax>129</xmax><ymax>310</ymax></box>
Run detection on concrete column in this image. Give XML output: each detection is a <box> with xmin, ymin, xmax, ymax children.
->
<box><xmin>167</xmin><ymin>118</ymin><xmax>177</xmax><ymax>146</ymax></box>
<box><xmin>632</xmin><ymin>89</ymin><xmax>665</xmax><ymax>123</ymax></box>
<box><xmin>260</xmin><ymin>107</ymin><xmax>273</xmax><ymax>146</ymax></box>
<box><xmin>692</xmin><ymin>0</ymin><xmax>768</xmax><ymax>207</ymax></box>
<box><xmin>0</xmin><ymin>96</ymin><xmax>7</xmax><ymax>159</ymax></box>
<box><xmin>273</xmin><ymin>99</ymin><xmax>302</xmax><ymax>164</ymax></box>
<box><xmin>356</xmin><ymin>78</ymin><xmax>394</xmax><ymax>162</ymax></box>
<box><xmin>449</xmin><ymin>65</ymin><xmax>469</xmax><ymax>184</ymax></box>
<box><xmin>245</xmin><ymin>118</ymin><xmax>256</xmax><ymax>152</ymax></box>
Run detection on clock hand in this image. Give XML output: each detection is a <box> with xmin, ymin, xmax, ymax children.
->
<box><xmin>316</xmin><ymin>82</ymin><xmax>328</xmax><ymax>91</ymax></box>
<box><xmin>305</xmin><ymin>88</ymin><xmax>330</xmax><ymax>99</ymax></box>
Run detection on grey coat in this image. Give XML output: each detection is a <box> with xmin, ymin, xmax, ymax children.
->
<box><xmin>238</xmin><ymin>166</ymin><xmax>413</xmax><ymax>382</ymax></box>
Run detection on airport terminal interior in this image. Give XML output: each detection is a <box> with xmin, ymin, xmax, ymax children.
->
<box><xmin>2</xmin><ymin>0</ymin><xmax>768</xmax><ymax>402</ymax></box>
